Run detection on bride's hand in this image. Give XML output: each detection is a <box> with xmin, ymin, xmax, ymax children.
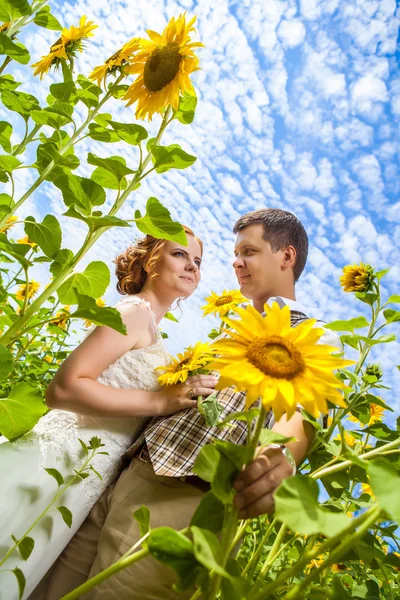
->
<box><xmin>154</xmin><ymin>374</ymin><xmax>219</xmax><ymax>416</ymax></box>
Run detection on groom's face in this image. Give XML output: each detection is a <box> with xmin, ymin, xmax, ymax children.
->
<box><xmin>233</xmin><ymin>224</ymin><xmax>285</xmax><ymax>302</ymax></box>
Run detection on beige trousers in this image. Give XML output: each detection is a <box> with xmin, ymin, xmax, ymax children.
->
<box><xmin>32</xmin><ymin>457</ymin><xmax>204</xmax><ymax>600</ymax></box>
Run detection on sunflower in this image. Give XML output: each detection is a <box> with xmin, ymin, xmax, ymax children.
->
<box><xmin>340</xmin><ymin>262</ymin><xmax>374</xmax><ymax>293</ymax></box>
<box><xmin>17</xmin><ymin>236</ymin><xmax>38</xmax><ymax>248</ymax></box>
<box><xmin>15</xmin><ymin>280</ymin><xmax>40</xmax><ymax>301</ymax></box>
<box><xmin>89</xmin><ymin>38</ymin><xmax>140</xmax><ymax>88</ymax></box>
<box><xmin>209</xmin><ymin>302</ymin><xmax>354</xmax><ymax>421</ymax></box>
<box><xmin>0</xmin><ymin>22</ymin><xmax>10</xmax><ymax>34</ymax></box>
<box><xmin>202</xmin><ymin>289</ymin><xmax>249</xmax><ymax>318</ymax></box>
<box><xmin>361</xmin><ymin>482</ymin><xmax>373</xmax><ymax>496</ymax></box>
<box><xmin>50</xmin><ymin>307</ymin><xmax>70</xmax><ymax>331</ymax></box>
<box><xmin>123</xmin><ymin>13</ymin><xmax>203</xmax><ymax>120</ymax></box>
<box><xmin>348</xmin><ymin>401</ymin><xmax>385</xmax><ymax>426</ymax></box>
<box><xmin>32</xmin><ymin>15</ymin><xmax>97</xmax><ymax>79</ymax></box>
<box><xmin>83</xmin><ymin>298</ymin><xmax>106</xmax><ymax>328</ymax></box>
<box><xmin>0</xmin><ymin>215</ymin><xmax>18</xmax><ymax>234</ymax></box>
<box><xmin>157</xmin><ymin>342</ymin><xmax>214</xmax><ymax>386</ymax></box>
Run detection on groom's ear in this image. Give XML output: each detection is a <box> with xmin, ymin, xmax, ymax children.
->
<box><xmin>282</xmin><ymin>246</ymin><xmax>297</xmax><ymax>270</ymax></box>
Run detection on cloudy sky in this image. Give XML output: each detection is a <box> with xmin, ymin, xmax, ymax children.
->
<box><xmin>4</xmin><ymin>0</ymin><xmax>400</xmax><ymax>403</ymax></box>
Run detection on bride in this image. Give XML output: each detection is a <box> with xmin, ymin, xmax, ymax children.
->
<box><xmin>0</xmin><ymin>226</ymin><xmax>216</xmax><ymax>600</ymax></box>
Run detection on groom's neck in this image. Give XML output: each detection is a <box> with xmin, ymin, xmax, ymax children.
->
<box><xmin>252</xmin><ymin>288</ymin><xmax>296</xmax><ymax>313</ymax></box>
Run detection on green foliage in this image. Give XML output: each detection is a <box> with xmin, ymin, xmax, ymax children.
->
<box><xmin>0</xmin><ymin>33</ymin><xmax>30</xmax><ymax>64</ymax></box>
<box><xmin>0</xmin><ymin>383</ymin><xmax>46</xmax><ymax>440</ymax></box>
<box><xmin>134</xmin><ymin>197</ymin><xmax>188</xmax><ymax>244</ymax></box>
<box><xmin>133</xmin><ymin>505</ymin><xmax>151</xmax><ymax>538</ymax></box>
<box><xmin>57</xmin><ymin>261</ymin><xmax>110</xmax><ymax>304</ymax></box>
<box><xmin>150</xmin><ymin>142</ymin><xmax>197</xmax><ymax>173</ymax></box>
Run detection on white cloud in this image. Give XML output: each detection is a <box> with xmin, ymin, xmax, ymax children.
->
<box><xmin>277</xmin><ymin>19</ymin><xmax>306</xmax><ymax>48</ymax></box>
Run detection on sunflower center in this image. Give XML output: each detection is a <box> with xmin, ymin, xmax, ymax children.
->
<box><xmin>247</xmin><ymin>335</ymin><xmax>305</xmax><ymax>379</ymax></box>
<box><xmin>178</xmin><ymin>357</ymin><xmax>191</xmax><ymax>369</ymax></box>
<box><xmin>144</xmin><ymin>42</ymin><xmax>182</xmax><ymax>92</ymax></box>
<box><xmin>215</xmin><ymin>295</ymin><xmax>233</xmax><ymax>306</ymax></box>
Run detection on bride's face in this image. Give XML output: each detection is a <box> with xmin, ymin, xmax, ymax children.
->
<box><xmin>154</xmin><ymin>236</ymin><xmax>202</xmax><ymax>298</ymax></box>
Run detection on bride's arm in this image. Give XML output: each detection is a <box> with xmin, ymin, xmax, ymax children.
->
<box><xmin>46</xmin><ymin>303</ymin><xmax>216</xmax><ymax>417</ymax></box>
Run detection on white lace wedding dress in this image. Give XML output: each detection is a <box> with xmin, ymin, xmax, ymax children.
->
<box><xmin>0</xmin><ymin>297</ymin><xmax>170</xmax><ymax>600</ymax></box>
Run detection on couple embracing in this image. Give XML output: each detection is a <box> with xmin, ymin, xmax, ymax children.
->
<box><xmin>12</xmin><ymin>207</ymin><xmax>339</xmax><ymax>599</ymax></box>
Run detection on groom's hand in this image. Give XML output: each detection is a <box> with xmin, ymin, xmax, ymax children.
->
<box><xmin>233</xmin><ymin>447</ymin><xmax>294</xmax><ymax>519</ymax></box>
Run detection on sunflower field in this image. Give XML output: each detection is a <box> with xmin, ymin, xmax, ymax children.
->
<box><xmin>1</xmin><ymin>2</ymin><xmax>400</xmax><ymax>600</ymax></box>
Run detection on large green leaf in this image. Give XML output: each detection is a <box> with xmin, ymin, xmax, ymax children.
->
<box><xmin>35</xmin><ymin>142</ymin><xmax>80</xmax><ymax>175</ymax></box>
<box><xmin>0</xmin><ymin>233</ymin><xmax>32</xmax><ymax>268</ymax></box>
<box><xmin>0</xmin><ymin>343</ymin><xmax>13</xmax><ymax>382</ymax></box>
<box><xmin>0</xmin><ymin>74</ymin><xmax>21</xmax><ymax>91</ymax></box>
<box><xmin>50</xmin><ymin>248</ymin><xmax>74</xmax><ymax>278</ymax></box>
<box><xmin>151</xmin><ymin>143</ymin><xmax>197</xmax><ymax>173</ymax></box>
<box><xmin>70</xmin><ymin>291</ymin><xmax>127</xmax><ymax>334</ymax></box>
<box><xmin>0</xmin><ymin>383</ymin><xmax>47</xmax><ymax>441</ymax></box>
<box><xmin>212</xmin><ymin>451</ymin><xmax>240</xmax><ymax>504</ymax></box>
<box><xmin>31</xmin><ymin>107</ymin><xmax>72</xmax><ymax>129</ymax></box>
<box><xmin>192</xmin><ymin>445</ymin><xmax>220</xmax><ymax>482</ymax></box>
<box><xmin>63</xmin><ymin>207</ymin><xmax>130</xmax><ymax>233</ymax></box>
<box><xmin>0</xmin><ymin>33</ymin><xmax>30</xmax><ymax>64</ymax></box>
<box><xmin>387</xmin><ymin>295</ymin><xmax>400</xmax><ymax>304</ymax></box>
<box><xmin>88</xmin><ymin>152</ymin><xmax>135</xmax><ymax>182</ymax></box>
<box><xmin>174</xmin><ymin>94</ymin><xmax>197</xmax><ymax>125</ymax></box>
<box><xmin>24</xmin><ymin>214</ymin><xmax>62</xmax><ymax>258</ymax></box>
<box><xmin>1</xmin><ymin>89</ymin><xmax>40</xmax><ymax>120</ymax></box>
<box><xmin>33</xmin><ymin>6</ymin><xmax>62</xmax><ymax>30</ymax></box>
<box><xmin>50</xmin><ymin>81</ymin><xmax>77</xmax><ymax>102</ymax></box>
<box><xmin>147</xmin><ymin>527</ymin><xmax>198</xmax><ymax>591</ymax></box>
<box><xmin>57</xmin><ymin>261</ymin><xmax>110</xmax><ymax>304</ymax></box>
<box><xmin>134</xmin><ymin>197</ymin><xmax>187</xmax><ymax>244</ymax></box>
<box><xmin>368</xmin><ymin>458</ymin><xmax>400</xmax><ymax>524</ymax></box>
<box><xmin>77</xmin><ymin>75</ymin><xmax>102</xmax><ymax>97</ymax></box>
<box><xmin>54</xmin><ymin>174</ymin><xmax>106</xmax><ymax>213</ymax></box>
<box><xmin>88</xmin><ymin>123</ymin><xmax>120</xmax><ymax>143</ymax></box>
<box><xmin>91</xmin><ymin>166</ymin><xmax>128</xmax><ymax>190</ymax></box>
<box><xmin>75</xmin><ymin>88</ymin><xmax>99</xmax><ymax>109</ymax></box>
<box><xmin>191</xmin><ymin>527</ymin><xmax>229</xmax><ymax>577</ymax></box>
<box><xmin>0</xmin><ymin>120</ymin><xmax>12</xmax><ymax>152</ymax></box>
<box><xmin>109</xmin><ymin>121</ymin><xmax>148</xmax><ymax>145</ymax></box>
<box><xmin>383</xmin><ymin>309</ymin><xmax>400</xmax><ymax>324</ymax></box>
<box><xmin>0</xmin><ymin>154</ymin><xmax>21</xmax><ymax>172</ymax></box>
<box><xmin>274</xmin><ymin>476</ymin><xmax>351</xmax><ymax>536</ymax></box>
<box><xmin>190</xmin><ymin>491</ymin><xmax>225</xmax><ymax>533</ymax></box>
<box><xmin>326</xmin><ymin>316</ymin><xmax>370</xmax><ymax>333</ymax></box>
<box><xmin>12</xmin><ymin>567</ymin><xmax>25</xmax><ymax>600</ymax></box>
<box><xmin>357</xmin><ymin>333</ymin><xmax>396</xmax><ymax>346</ymax></box>
<box><xmin>0</xmin><ymin>0</ymin><xmax>31</xmax><ymax>19</ymax></box>
<box><xmin>213</xmin><ymin>440</ymin><xmax>253</xmax><ymax>471</ymax></box>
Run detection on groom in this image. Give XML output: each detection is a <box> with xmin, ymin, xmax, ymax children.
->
<box><xmin>41</xmin><ymin>208</ymin><xmax>340</xmax><ymax>599</ymax></box>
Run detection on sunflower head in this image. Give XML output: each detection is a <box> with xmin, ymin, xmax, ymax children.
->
<box><xmin>209</xmin><ymin>302</ymin><xmax>355</xmax><ymax>421</ymax></box>
<box><xmin>364</xmin><ymin>363</ymin><xmax>383</xmax><ymax>380</ymax></box>
<box><xmin>157</xmin><ymin>341</ymin><xmax>214</xmax><ymax>386</ymax></box>
<box><xmin>15</xmin><ymin>280</ymin><xmax>40</xmax><ymax>301</ymax></box>
<box><xmin>50</xmin><ymin>308</ymin><xmax>70</xmax><ymax>331</ymax></box>
<box><xmin>0</xmin><ymin>215</ymin><xmax>18</xmax><ymax>234</ymax></box>
<box><xmin>361</xmin><ymin>482</ymin><xmax>373</xmax><ymax>496</ymax></box>
<box><xmin>123</xmin><ymin>13</ymin><xmax>203</xmax><ymax>120</ymax></box>
<box><xmin>340</xmin><ymin>263</ymin><xmax>374</xmax><ymax>293</ymax></box>
<box><xmin>89</xmin><ymin>38</ymin><xmax>139</xmax><ymax>88</ymax></box>
<box><xmin>202</xmin><ymin>290</ymin><xmax>249</xmax><ymax>318</ymax></box>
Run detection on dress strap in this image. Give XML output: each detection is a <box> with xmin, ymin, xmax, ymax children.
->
<box><xmin>114</xmin><ymin>296</ymin><xmax>161</xmax><ymax>340</ymax></box>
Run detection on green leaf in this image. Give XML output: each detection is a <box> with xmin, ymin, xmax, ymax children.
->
<box><xmin>0</xmin><ymin>33</ymin><xmax>30</xmax><ymax>64</ymax></box>
<box><xmin>369</xmin><ymin>459</ymin><xmax>400</xmax><ymax>523</ymax></box>
<box><xmin>192</xmin><ymin>444</ymin><xmax>220</xmax><ymax>482</ymax></box>
<box><xmin>70</xmin><ymin>292</ymin><xmax>127</xmax><ymax>334</ymax></box>
<box><xmin>340</xmin><ymin>334</ymin><xmax>362</xmax><ymax>350</ymax></box>
<box><xmin>35</xmin><ymin>142</ymin><xmax>80</xmax><ymax>175</ymax></box>
<box><xmin>44</xmin><ymin>467</ymin><xmax>64</xmax><ymax>486</ymax></box>
<box><xmin>0</xmin><ymin>120</ymin><xmax>12</xmax><ymax>152</ymax></box>
<box><xmin>164</xmin><ymin>311</ymin><xmax>179</xmax><ymax>323</ymax></box>
<box><xmin>326</xmin><ymin>316</ymin><xmax>370</xmax><ymax>333</ymax></box>
<box><xmin>57</xmin><ymin>261</ymin><xmax>110</xmax><ymax>305</ymax></box>
<box><xmin>0</xmin><ymin>74</ymin><xmax>21</xmax><ymax>91</ymax></box>
<box><xmin>0</xmin><ymin>233</ymin><xmax>32</xmax><ymax>269</ymax></box>
<box><xmin>361</xmin><ymin>422</ymin><xmax>398</xmax><ymax>441</ymax></box>
<box><xmin>174</xmin><ymin>94</ymin><xmax>197</xmax><ymax>125</ymax></box>
<box><xmin>75</xmin><ymin>88</ymin><xmax>99</xmax><ymax>109</ymax></box>
<box><xmin>217</xmin><ymin>408</ymin><xmax>260</xmax><ymax>428</ymax></box>
<box><xmin>0</xmin><ymin>154</ymin><xmax>21</xmax><ymax>172</ymax></box>
<box><xmin>88</xmin><ymin>152</ymin><xmax>135</xmax><ymax>182</ymax></box>
<box><xmin>356</xmin><ymin>333</ymin><xmax>396</xmax><ymax>346</ymax></box>
<box><xmin>387</xmin><ymin>295</ymin><xmax>400</xmax><ymax>304</ymax></box>
<box><xmin>355</xmin><ymin>292</ymin><xmax>379</xmax><ymax>306</ymax></box>
<box><xmin>33</xmin><ymin>7</ymin><xmax>62</xmax><ymax>30</ymax></box>
<box><xmin>12</xmin><ymin>567</ymin><xmax>25</xmax><ymax>600</ymax></box>
<box><xmin>331</xmin><ymin>577</ymin><xmax>352</xmax><ymax>599</ymax></box>
<box><xmin>50</xmin><ymin>248</ymin><xmax>74</xmax><ymax>277</ymax></box>
<box><xmin>0</xmin><ymin>0</ymin><xmax>31</xmax><ymax>19</ymax></box>
<box><xmin>133</xmin><ymin>505</ymin><xmax>151</xmax><ymax>538</ymax></box>
<box><xmin>190</xmin><ymin>491</ymin><xmax>225</xmax><ymax>533</ymax></box>
<box><xmin>31</xmin><ymin>107</ymin><xmax>72</xmax><ymax>129</ymax></box>
<box><xmin>57</xmin><ymin>505</ymin><xmax>73</xmax><ymax>528</ymax></box>
<box><xmin>147</xmin><ymin>527</ymin><xmax>198</xmax><ymax>590</ymax></box>
<box><xmin>191</xmin><ymin>526</ymin><xmax>230</xmax><ymax>578</ymax></box>
<box><xmin>258</xmin><ymin>429</ymin><xmax>294</xmax><ymax>448</ymax></box>
<box><xmin>0</xmin><ymin>383</ymin><xmax>46</xmax><ymax>441</ymax></box>
<box><xmin>78</xmin><ymin>438</ymin><xmax>88</xmax><ymax>455</ymax></box>
<box><xmin>89</xmin><ymin>464</ymin><xmax>103</xmax><ymax>480</ymax></box>
<box><xmin>198</xmin><ymin>393</ymin><xmax>223</xmax><ymax>427</ymax></box>
<box><xmin>1</xmin><ymin>89</ymin><xmax>40</xmax><ymax>120</ymax></box>
<box><xmin>109</xmin><ymin>121</ymin><xmax>148</xmax><ymax>145</ymax></box>
<box><xmin>151</xmin><ymin>143</ymin><xmax>196</xmax><ymax>174</ymax></box>
<box><xmin>213</xmin><ymin>440</ymin><xmax>252</xmax><ymax>471</ymax></box>
<box><xmin>383</xmin><ymin>308</ymin><xmax>400</xmax><ymax>324</ymax></box>
<box><xmin>274</xmin><ymin>475</ymin><xmax>351</xmax><ymax>536</ymax></box>
<box><xmin>54</xmin><ymin>174</ymin><xmax>106</xmax><ymax>212</ymax></box>
<box><xmin>24</xmin><ymin>215</ymin><xmax>62</xmax><ymax>258</ymax></box>
<box><xmin>50</xmin><ymin>81</ymin><xmax>76</xmax><ymax>102</ymax></box>
<box><xmin>375</xmin><ymin>268</ymin><xmax>389</xmax><ymax>281</ymax></box>
<box><xmin>91</xmin><ymin>166</ymin><xmax>128</xmax><ymax>190</ymax></box>
<box><xmin>63</xmin><ymin>207</ymin><xmax>130</xmax><ymax>233</ymax></box>
<box><xmin>212</xmin><ymin>451</ymin><xmax>240</xmax><ymax>504</ymax></box>
<box><xmin>88</xmin><ymin>436</ymin><xmax>105</xmax><ymax>450</ymax></box>
<box><xmin>0</xmin><ymin>343</ymin><xmax>13</xmax><ymax>382</ymax></box>
<box><xmin>110</xmin><ymin>84</ymin><xmax>129</xmax><ymax>99</ymax></box>
<box><xmin>17</xmin><ymin>535</ymin><xmax>35</xmax><ymax>561</ymax></box>
<box><xmin>135</xmin><ymin>197</ymin><xmax>187</xmax><ymax>244</ymax></box>
<box><xmin>88</xmin><ymin>123</ymin><xmax>120</xmax><ymax>143</ymax></box>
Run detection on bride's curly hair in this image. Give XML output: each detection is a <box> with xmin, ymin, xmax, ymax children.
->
<box><xmin>115</xmin><ymin>226</ymin><xmax>203</xmax><ymax>296</ymax></box>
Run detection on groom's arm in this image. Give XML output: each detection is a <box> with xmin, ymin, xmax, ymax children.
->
<box><xmin>233</xmin><ymin>411</ymin><xmax>314</xmax><ymax>519</ymax></box>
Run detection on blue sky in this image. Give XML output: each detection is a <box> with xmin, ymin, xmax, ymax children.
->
<box><xmin>3</xmin><ymin>0</ymin><xmax>400</xmax><ymax>404</ymax></box>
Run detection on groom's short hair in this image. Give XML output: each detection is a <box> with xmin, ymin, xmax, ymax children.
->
<box><xmin>233</xmin><ymin>208</ymin><xmax>309</xmax><ymax>281</ymax></box>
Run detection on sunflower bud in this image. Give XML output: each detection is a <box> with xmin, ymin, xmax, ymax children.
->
<box><xmin>364</xmin><ymin>364</ymin><xmax>383</xmax><ymax>380</ymax></box>
<box><xmin>340</xmin><ymin>263</ymin><xmax>375</xmax><ymax>293</ymax></box>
